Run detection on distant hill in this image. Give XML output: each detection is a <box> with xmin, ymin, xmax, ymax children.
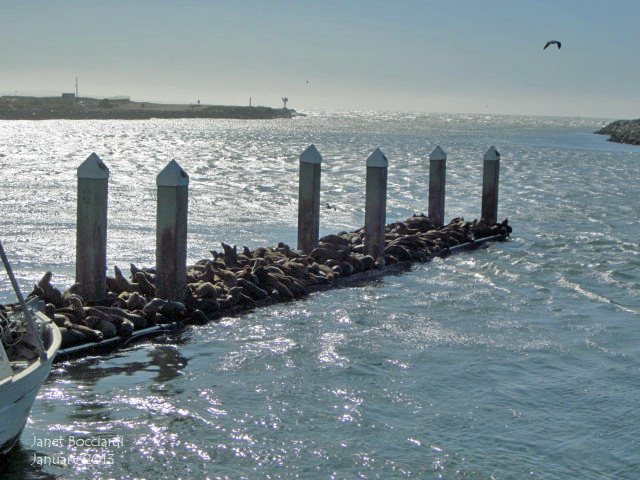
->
<box><xmin>0</xmin><ymin>96</ymin><xmax>300</xmax><ymax>120</ymax></box>
<box><xmin>595</xmin><ymin>119</ymin><xmax>640</xmax><ymax>146</ymax></box>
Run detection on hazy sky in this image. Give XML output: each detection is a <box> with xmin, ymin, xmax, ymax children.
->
<box><xmin>2</xmin><ymin>0</ymin><xmax>639</xmax><ymax>118</ymax></box>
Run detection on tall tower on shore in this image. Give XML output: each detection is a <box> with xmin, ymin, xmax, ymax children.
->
<box><xmin>75</xmin><ymin>77</ymin><xmax>78</xmax><ymax>98</ymax></box>
<box><xmin>282</xmin><ymin>97</ymin><xmax>288</xmax><ymax>109</ymax></box>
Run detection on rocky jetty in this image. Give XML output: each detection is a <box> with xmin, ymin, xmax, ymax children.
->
<box><xmin>595</xmin><ymin>119</ymin><xmax>640</xmax><ymax>146</ymax></box>
<box><xmin>9</xmin><ymin>215</ymin><xmax>511</xmax><ymax>354</ymax></box>
<box><xmin>0</xmin><ymin>96</ymin><xmax>297</xmax><ymax>120</ymax></box>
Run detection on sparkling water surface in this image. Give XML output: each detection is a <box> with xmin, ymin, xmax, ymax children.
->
<box><xmin>0</xmin><ymin>112</ymin><xmax>638</xmax><ymax>479</ymax></box>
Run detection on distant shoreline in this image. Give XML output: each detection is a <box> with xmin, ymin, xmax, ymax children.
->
<box><xmin>0</xmin><ymin>95</ymin><xmax>301</xmax><ymax>120</ymax></box>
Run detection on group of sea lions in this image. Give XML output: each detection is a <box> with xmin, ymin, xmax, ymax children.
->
<box><xmin>24</xmin><ymin>215</ymin><xmax>511</xmax><ymax>350</ymax></box>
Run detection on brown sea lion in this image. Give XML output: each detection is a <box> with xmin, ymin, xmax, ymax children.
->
<box><xmin>221</xmin><ymin>242</ymin><xmax>241</xmax><ymax>268</ymax></box>
<box><xmin>194</xmin><ymin>281</ymin><xmax>218</xmax><ymax>299</ymax></box>
<box><xmin>37</xmin><ymin>271</ymin><xmax>63</xmax><ymax>307</ymax></box>
<box><xmin>237</xmin><ymin>278</ymin><xmax>269</xmax><ymax>300</ymax></box>
<box><xmin>83</xmin><ymin>316</ymin><xmax>117</xmax><ymax>338</ymax></box>
<box><xmin>92</xmin><ymin>306</ymin><xmax>147</xmax><ymax>330</ymax></box>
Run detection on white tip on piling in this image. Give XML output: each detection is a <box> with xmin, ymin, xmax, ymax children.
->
<box><xmin>429</xmin><ymin>146</ymin><xmax>447</xmax><ymax>161</ymax></box>
<box><xmin>157</xmin><ymin>159</ymin><xmax>189</xmax><ymax>186</ymax></box>
<box><xmin>300</xmin><ymin>144</ymin><xmax>323</xmax><ymax>164</ymax></box>
<box><xmin>366</xmin><ymin>148</ymin><xmax>388</xmax><ymax>168</ymax></box>
<box><xmin>77</xmin><ymin>152</ymin><xmax>109</xmax><ymax>179</ymax></box>
<box><xmin>484</xmin><ymin>146</ymin><xmax>500</xmax><ymax>161</ymax></box>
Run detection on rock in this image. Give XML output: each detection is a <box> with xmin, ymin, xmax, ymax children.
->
<box><xmin>595</xmin><ymin>119</ymin><xmax>640</xmax><ymax>146</ymax></box>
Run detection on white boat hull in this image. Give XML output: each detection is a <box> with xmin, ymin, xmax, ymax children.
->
<box><xmin>0</xmin><ymin>320</ymin><xmax>61</xmax><ymax>454</ymax></box>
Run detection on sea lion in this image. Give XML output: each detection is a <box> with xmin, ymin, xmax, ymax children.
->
<box><xmin>186</xmin><ymin>309</ymin><xmax>209</xmax><ymax>325</ymax></box>
<box><xmin>347</xmin><ymin>255</ymin><xmax>364</xmax><ymax>272</ymax></box>
<box><xmin>37</xmin><ymin>271</ymin><xmax>63</xmax><ymax>307</ymax></box>
<box><xmin>55</xmin><ymin>307</ymin><xmax>83</xmax><ymax>324</ymax></box>
<box><xmin>194</xmin><ymin>281</ymin><xmax>218</xmax><ymax>299</ymax></box>
<box><xmin>143</xmin><ymin>298</ymin><xmax>167</xmax><ymax>316</ymax></box>
<box><xmin>130</xmin><ymin>263</ymin><xmax>145</xmax><ymax>278</ymax></box>
<box><xmin>116</xmin><ymin>319</ymin><xmax>135</xmax><ymax>337</ymax></box>
<box><xmin>237</xmin><ymin>278</ymin><xmax>269</xmax><ymax>300</ymax></box>
<box><xmin>85</xmin><ymin>306</ymin><xmax>134</xmax><ymax>337</ymax></box>
<box><xmin>44</xmin><ymin>303</ymin><xmax>57</xmax><ymax>320</ymax></box>
<box><xmin>59</xmin><ymin>327</ymin><xmax>91</xmax><ymax>348</ymax></box>
<box><xmin>264</xmin><ymin>273</ymin><xmax>294</xmax><ymax>299</ymax></box>
<box><xmin>92</xmin><ymin>306</ymin><xmax>147</xmax><ymax>329</ymax></box>
<box><xmin>338</xmin><ymin>262</ymin><xmax>354</xmax><ymax>276</ymax></box>
<box><xmin>384</xmin><ymin>244</ymin><xmax>412</xmax><ymax>262</ymax></box>
<box><xmin>213</xmin><ymin>266</ymin><xmax>238</xmax><ymax>288</ymax></box>
<box><xmin>221</xmin><ymin>242</ymin><xmax>241</xmax><ymax>268</ymax></box>
<box><xmin>319</xmin><ymin>233</ymin><xmax>350</xmax><ymax>246</ymax></box>
<box><xmin>113</xmin><ymin>265</ymin><xmax>134</xmax><ymax>293</ymax></box>
<box><xmin>411</xmin><ymin>251</ymin><xmax>430</xmax><ymax>262</ymax></box>
<box><xmin>68</xmin><ymin>324</ymin><xmax>103</xmax><ymax>343</ymax></box>
<box><xmin>277</xmin><ymin>274</ymin><xmax>307</xmax><ymax>297</ymax></box>
<box><xmin>53</xmin><ymin>313</ymin><xmax>72</xmax><ymax>328</ymax></box>
<box><xmin>132</xmin><ymin>272</ymin><xmax>156</xmax><ymax>297</ymax></box>
<box><xmin>357</xmin><ymin>255</ymin><xmax>376</xmax><ymax>270</ymax></box>
<box><xmin>125</xmin><ymin>291</ymin><xmax>147</xmax><ymax>311</ymax></box>
<box><xmin>66</xmin><ymin>295</ymin><xmax>85</xmax><ymax>317</ymax></box>
<box><xmin>161</xmin><ymin>301</ymin><xmax>187</xmax><ymax>320</ymax></box>
<box><xmin>405</xmin><ymin>216</ymin><xmax>434</xmax><ymax>232</ymax></box>
<box><xmin>196</xmin><ymin>297</ymin><xmax>220</xmax><ymax>315</ymax></box>
<box><xmin>310</xmin><ymin>247</ymin><xmax>346</xmax><ymax>263</ymax></box>
<box><xmin>252</xmin><ymin>247</ymin><xmax>268</xmax><ymax>258</ymax></box>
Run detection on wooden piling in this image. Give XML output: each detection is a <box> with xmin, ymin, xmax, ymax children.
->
<box><xmin>428</xmin><ymin>146</ymin><xmax>447</xmax><ymax>228</ymax></box>
<box><xmin>297</xmin><ymin>144</ymin><xmax>323</xmax><ymax>253</ymax></box>
<box><xmin>481</xmin><ymin>146</ymin><xmax>500</xmax><ymax>225</ymax></box>
<box><xmin>364</xmin><ymin>148</ymin><xmax>388</xmax><ymax>260</ymax></box>
<box><xmin>155</xmin><ymin>160</ymin><xmax>189</xmax><ymax>302</ymax></box>
<box><xmin>76</xmin><ymin>153</ymin><xmax>109</xmax><ymax>302</ymax></box>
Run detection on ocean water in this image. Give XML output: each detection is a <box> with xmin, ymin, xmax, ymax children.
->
<box><xmin>0</xmin><ymin>112</ymin><xmax>638</xmax><ymax>479</ymax></box>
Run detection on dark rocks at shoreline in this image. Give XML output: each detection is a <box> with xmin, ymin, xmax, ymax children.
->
<box><xmin>14</xmin><ymin>215</ymin><xmax>511</xmax><ymax>352</ymax></box>
<box><xmin>595</xmin><ymin>119</ymin><xmax>640</xmax><ymax>146</ymax></box>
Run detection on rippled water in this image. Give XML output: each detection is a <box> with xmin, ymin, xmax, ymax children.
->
<box><xmin>0</xmin><ymin>112</ymin><xmax>639</xmax><ymax>479</ymax></box>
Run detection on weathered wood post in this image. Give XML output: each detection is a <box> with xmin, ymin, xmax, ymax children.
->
<box><xmin>428</xmin><ymin>146</ymin><xmax>447</xmax><ymax>227</ymax></box>
<box><xmin>155</xmin><ymin>160</ymin><xmax>189</xmax><ymax>302</ymax></box>
<box><xmin>76</xmin><ymin>153</ymin><xmax>109</xmax><ymax>302</ymax></box>
<box><xmin>297</xmin><ymin>144</ymin><xmax>323</xmax><ymax>253</ymax></box>
<box><xmin>481</xmin><ymin>146</ymin><xmax>500</xmax><ymax>225</ymax></box>
<box><xmin>364</xmin><ymin>148</ymin><xmax>388</xmax><ymax>260</ymax></box>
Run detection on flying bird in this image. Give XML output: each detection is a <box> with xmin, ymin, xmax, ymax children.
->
<box><xmin>543</xmin><ymin>40</ymin><xmax>561</xmax><ymax>50</ymax></box>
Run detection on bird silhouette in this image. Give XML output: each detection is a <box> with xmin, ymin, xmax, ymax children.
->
<box><xmin>543</xmin><ymin>40</ymin><xmax>561</xmax><ymax>50</ymax></box>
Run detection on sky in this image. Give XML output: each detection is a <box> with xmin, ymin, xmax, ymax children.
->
<box><xmin>2</xmin><ymin>0</ymin><xmax>639</xmax><ymax>118</ymax></box>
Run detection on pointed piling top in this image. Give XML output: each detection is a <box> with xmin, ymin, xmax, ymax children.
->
<box><xmin>300</xmin><ymin>144</ymin><xmax>323</xmax><ymax>164</ymax></box>
<box><xmin>157</xmin><ymin>159</ymin><xmax>189</xmax><ymax>186</ymax></box>
<box><xmin>484</xmin><ymin>146</ymin><xmax>500</xmax><ymax>161</ymax></box>
<box><xmin>366</xmin><ymin>148</ymin><xmax>388</xmax><ymax>168</ymax></box>
<box><xmin>429</xmin><ymin>146</ymin><xmax>447</xmax><ymax>161</ymax></box>
<box><xmin>77</xmin><ymin>152</ymin><xmax>109</xmax><ymax>179</ymax></box>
